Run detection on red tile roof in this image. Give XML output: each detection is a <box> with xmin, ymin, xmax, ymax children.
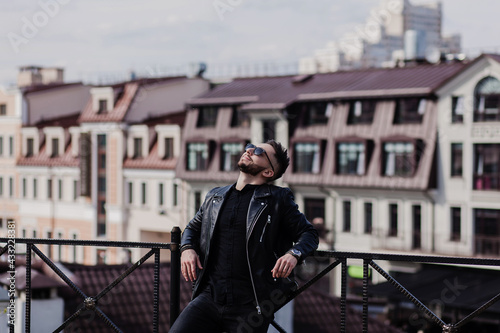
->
<box><xmin>17</xmin><ymin>138</ymin><xmax>79</xmax><ymax>168</ymax></box>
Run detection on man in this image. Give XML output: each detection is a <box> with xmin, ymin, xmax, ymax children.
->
<box><xmin>170</xmin><ymin>140</ymin><xmax>319</xmax><ymax>333</ymax></box>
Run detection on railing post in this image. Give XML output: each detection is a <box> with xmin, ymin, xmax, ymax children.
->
<box><xmin>170</xmin><ymin>226</ymin><xmax>181</xmax><ymax>327</ymax></box>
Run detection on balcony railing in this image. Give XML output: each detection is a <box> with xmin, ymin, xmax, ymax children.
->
<box><xmin>2</xmin><ymin>227</ymin><xmax>500</xmax><ymax>333</ymax></box>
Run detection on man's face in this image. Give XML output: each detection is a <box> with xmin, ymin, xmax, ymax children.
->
<box><xmin>238</xmin><ymin>143</ymin><xmax>276</xmax><ymax>176</ymax></box>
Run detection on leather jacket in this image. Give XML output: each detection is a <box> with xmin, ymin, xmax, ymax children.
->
<box><xmin>181</xmin><ymin>183</ymin><xmax>319</xmax><ymax>314</ymax></box>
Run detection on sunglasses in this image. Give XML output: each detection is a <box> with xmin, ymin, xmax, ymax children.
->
<box><xmin>245</xmin><ymin>143</ymin><xmax>275</xmax><ymax>172</ymax></box>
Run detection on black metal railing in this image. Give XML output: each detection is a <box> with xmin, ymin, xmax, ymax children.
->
<box><xmin>0</xmin><ymin>226</ymin><xmax>181</xmax><ymax>333</ymax></box>
<box><xmin>2</xmin><ymin>227</ymin><xmax>500</xmax><ymax>333</ymax></box>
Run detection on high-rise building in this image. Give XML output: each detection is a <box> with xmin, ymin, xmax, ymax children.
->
<box><xmin>299</xmin><ymin>0</ymin><xmax>462</xmax><ymax>74</ymax></box>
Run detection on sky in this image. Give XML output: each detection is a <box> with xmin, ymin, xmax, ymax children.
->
<box><xmin>1</xmin><ymin>0</ymin><xmax>500</xmax><ymax>86</ymax></box>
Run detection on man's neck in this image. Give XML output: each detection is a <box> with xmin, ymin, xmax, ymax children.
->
<box><xmin>235</xmin><ymin>173</ymin><xmax>267</xmax><ymax>191</ymax></box>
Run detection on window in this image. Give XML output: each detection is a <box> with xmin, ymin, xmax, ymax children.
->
<box><xmin>450</xmin><ymin>207</ymin><xmax>461</xmax><ymax>241</ymax></box>
<box><xmin>141</xmin><ymin>182</ymin><xmax>146</xmax><ymax>205</ymax></box>
<box><xmin>451</xmin><ymin>143</ymin><xmax>463</xmax><ymax>177</ymax></box>
<box><xmin>451</xmin><ymin>96</ymin><xmax>465</xmax><ymax>123</ymax></box>
<box><xmin>364</xmin><ymin>202</ymin><xmax>372</xmax><ymax>234</ymax></box>
<box><xmin>173</xmin><ymin>183</ymin><xmax>178</xmax><ymax>207</ymax></box>
<box><xmin>164</xmin><ymin>138</ymin><xmax>174</xmax><ymax>159</ymax></box>
<box><xmin>73</xmin><ymin>180</ymin><xmax>78</xmax><ymax>200</ymax></box>
<box><xmin>394</xmin><ymin>98</ymin><xmax>426</xmax><ymax>124</ymax></box>
<box><xmin>9</xmin><ymin>177</ymin><xmax>13</xmax><ymax>198</ymax></box>
<box><xmin>389</xmin><ymin>204</ymin><xmax>398</xmax><ymax>237</ymax></box>
<box><xmin>337</xmin><ymin>142</ymin><xmax>366</xmax><ymax>175</ymax></box>
<box><xmin>9</xmin><ymin>136</ymin><xmax>13</xmax><ymax>156</ymax></box>
<box><xmin>221</xmin><ymin>142</ymin><xmax>243</xmax><ymax>171</ymax></box>
<box><xmin>133</xmin><ymin>138</ymin><xmax>142</xmax><ymax>158</ymax></box>
<box><xmin>383</xmin><ymin>142</ymin><xmax>415</xmax><ymax>177</ymax></box>
<box><xmin>98</xmin><ymin>99</ymin><xmax>108</xmax><ymax>113</ymax></box>
<box><xmin>97</xmin><ymin>249</ymin><xmax>106</xmax><ymax>264</ymax></box>
<box><xmin>0</xmin><ymin>136</ymin><xmax>3</xmax><ymax>156</ymax></box>
<box><xmin>51</xmin><ymin>138</ymin><xmax>59</xmax><ymax>157</ymax></box>
<box><xmin>99</xmin><ymin>201</ymin><xmax>106</xmax><ymax>214</ymax></box>
<box><xmin>304</xmin><ymin>198</ymin><xmax>326</xmax><ymax>239</ymax></box>
<box><xmin>128</xmin><ymin>182</ymin><xmax>133</xmax><ymax>204</ymax></box>
<box><xmin>33</xmin><ymin>179</ymin><xmax>37</xmax><ymax>199</ymax></box>
<box><xmin>348</xmin><ymin>100</ymin><xmax>376</xmax><ymax>124</ymax></box>
<box><xmin>97</xmin><ymin>134</ymin><xmax>106</xmax><ymax>148</ymax></box>
<box><xmin>197</xmin><ymin>107</ymin><xmax>218</xmax><ymax>127</ymax></box>
<box><xmin>473</xmin><ymin>144</ymin><xmax>500</xmax><ymax>190</ymax></box>
<box><xmin>412</xmin><ymin>205</ymin><xmax>421</xmax><ymax>249</ymax></box>
<box><xmin>474</xmin><ymin>209</ymin><xmax>500</xmax><ymax>256</ymax></box>
<box><xmin>27</xmin><ymin>138</ymin><xmax>34</xmax><ymax>157</ymax></box>
<box><xmin>474</xmin><ymin>76</ymin><xmax>500</xmax><ymax>122</ymax></box>
<box><xmin>343</xmin><ymin>201</ymin><xmax>351</xmax><ymax>232</ymax></box>
<box><xmin>57</xmin><ymin>232</ymin><xmax>63</xmax><ymax>261</ymax></box>
<box><xmin>230</xmin><ymin>107</ymin><xmax>250</xmax><ymax>128</ymax></box>
<box><xmin>47</xmin><ymin>179</ymin><xmax>52</xmax><ymax>199</ymax></box>
<box><xmin>294</xmin><ymin>142</ymin><xmax>321</xmax><ymax>174</ymax></box>
<box><xmin>262</xmin><ymin>119</ymin><xmax>277</xmax><ymax>142</ymax></box>
<box><xmin>98</xmin><ymin>176</ymin><xmax>106</xmax><ymax>194</ymax></box>
<box><xmin>187</xmin><ymin>143</ymin><xmax>209</xmax><ymax>171</ymax></box>
<box><xmin>0</xmin><ymin>104</ymin><xmax>6</xmax><ymax>115</ymax></box>
<box><xmin>304</xmin><ymin>102</ymin><xmax>329</xmax><ymax>125</ymax></box>
<box><xmin>22</xmin><ymin>178</ymin><xmax>27</xmax><ymax>198</ymax></box>
<box><xmin>72</xmin><ymin>233</ymin><xmax>78</xmax><ymax>263</ymax></box>
<box><xmin>0</xmin><ymin>177</ymin><xmax>3</xmax><ymax>196</ymax></box>
<box><xmin>58</xmin><ymin>179</ymin><xmax>63</xmax><ymax>200</ymax></box>
<box><xmin>194</xmin><ymin>191</ymin><xmax>202</xmax><ymax>214</ymax></box>
<box><xmin>159</xmin><ymin>183</ymin><xmax>164</xmax><ymax>206</ymax></box>
<box><xmin>99</xmin><ymin>154</ymin><xmax>106</xmax><ymax>169</ymax></box>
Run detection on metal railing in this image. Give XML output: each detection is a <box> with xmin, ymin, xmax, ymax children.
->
<box><xmin>2</xmin><ymin>227</ymin><xmax>500</xmax><ymax>333</ymax></box>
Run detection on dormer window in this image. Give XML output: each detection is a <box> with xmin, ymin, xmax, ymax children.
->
<box><xmin>221</xmin><ymin>142</ymin><xmax>243</xmax><ymax>171</ymax></box>
<box><xmin>348</xmin><ymin>100</ymin><xmax>376</xmax><ymax>124</ymax></box>
<box><xmin>393</xmin><ymin>98</ymin><xmax>427</xmax><ymax>124</ymax></box>
<box><xmin>90</xmin><ymin>87</ymin><xmax>114</xmax><ymax>113</ymax></box>
<box><xmin>26</xmin><ymin>138</ymin><xmax>34</xmax><ymax>157</ymax></box>
<box><xmin>51</xmin><ymin>138</ymin><xmax>59</xmax><ymax>157</ymax></box>
<box><xmin>133</xmin><ymin>138</ymin><xmax>143</xmax><ymax>159</ymax></box>
<box><xmin>197</xmin><ymin>107</ymin><xmax>218</xmax><ymax>127</ymax></box>
<box><xmin>98</xmin><ymin>99</ymin><xmax>108</xmax><ymax>113</ymax></box>
<box><xmin>230</xmin><ymin>106</ymin><xmax>250</xmax><ymax>128</ymax></box>
<box><xmin>303</xmin><ymin>102</ymin><xmax>329</xmax><ymax>126</ymax></box>
<box><xmin>187</xmin><ymin>142</ymin><xmax>209</xmax><ymax>171</ymax></box>
<box><xmin>164</xmin><ymin>138</ymin><xmax>174</xmax><ymax>159</ymax></box>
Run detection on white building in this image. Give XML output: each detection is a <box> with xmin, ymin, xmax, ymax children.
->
<box><xmin>299</xmin><ymin>0</ymin><xmax>462</xmax><ymax>74</ymax></box>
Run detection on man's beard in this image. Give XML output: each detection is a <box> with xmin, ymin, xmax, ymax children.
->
<box><xmin>238</xmin><ymin>161</ymin><xmax>267</xmax><ymax>176</ymax></box>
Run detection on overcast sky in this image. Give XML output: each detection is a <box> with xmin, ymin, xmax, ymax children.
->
<box><xmin>1</xmin><ymin>0</ymin><xmax>500</xmax><ymax>86</ymax></box>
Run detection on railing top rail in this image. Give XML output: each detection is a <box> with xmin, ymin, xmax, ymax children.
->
<box><xmin>0</xmin><ymin>238</ymin><xmax>172</xmax><ymax>250</ymax></box>
<box><xmin>315</xmin><ymin>250</ymin><xmax>500</xmax><ymax>267</ymax></box>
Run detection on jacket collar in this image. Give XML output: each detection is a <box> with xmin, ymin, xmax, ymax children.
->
<box><xmin>214</xmin><ymin>183</ymin><xmax>272</xmax><ymax>199</ymax></box>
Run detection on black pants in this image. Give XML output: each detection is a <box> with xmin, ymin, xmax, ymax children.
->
<box><xmin>169</xmin><ymin>291</ymin><xmax>273</xmax><ymax>333</ymax></box>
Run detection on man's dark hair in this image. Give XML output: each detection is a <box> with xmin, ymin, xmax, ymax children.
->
<box><xmin>266</xmin><ymin>140</ymin><xmax>290</xmax><ymax>180</ymax></box>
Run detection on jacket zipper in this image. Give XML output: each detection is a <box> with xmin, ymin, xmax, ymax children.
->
<box><xmin>259</xmin><ymin>215</ymin><xmax>272</xmax><ymax>243</ymax></box>
<box><xmin>246</xmin><ymin>203</ymin><xmax>266</xmax><ymax>315</ymax></box>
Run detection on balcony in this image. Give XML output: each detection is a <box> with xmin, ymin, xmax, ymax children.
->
<box><xmin>1</xmin><ymin>228</ymin><xmax>500</xmax><ymax>332</ymax></box>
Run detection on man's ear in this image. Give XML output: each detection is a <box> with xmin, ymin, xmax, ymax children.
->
<box><xmin>262</xmin><ymin>169</ymin><xmax>274</xmax><ymax>179</ymax></box>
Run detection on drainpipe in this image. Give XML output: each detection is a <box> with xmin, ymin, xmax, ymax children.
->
<box><xmin>423</xmin><ymin>190</ymin><xmax>436</xmax><ymax>253</ymax></box>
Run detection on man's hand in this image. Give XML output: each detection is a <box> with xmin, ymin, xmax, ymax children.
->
<box><xmin>271</xmin><ymin>253</ymin><xmax>298</xmax><ymax>279</ymax></box>
<box><xmin>181</xmin><ymin>249</ymin><xmax>203</xmax><ymax>282</ymax></box>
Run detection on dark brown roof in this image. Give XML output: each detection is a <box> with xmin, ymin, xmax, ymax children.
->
<box><xmin>294</xmin><ymin>288</ymin><xmax>403</xmax><ymax>333</ymax></box>
<box><xmin>32</xmin><ymin>112</ymin><xmax>80</xmax><ymax>129</ymax></box>
<box><xmin>0</xmin><ymin>266</ymin><xmax>66</xmax><ymax>290</ymax></box>
<box><xmin>21</xmin><ymin>82</ymin><xmax>84</xmax><ymax>94</ymax></box>
<box><xmin>189</xmin><ymin>62</ymin><xmax>466</xmax><ymax>108</ymax></box>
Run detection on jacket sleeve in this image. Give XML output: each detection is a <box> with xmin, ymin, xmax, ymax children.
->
<box><xmin>281</xmin><ymin>188</ymin><xmax>319</xmax><ymax>259</ymax></box>
<box><xmin>180</xmin><ymin>190</ymin><xmax>213</xmax><ymax>254</ymax></box>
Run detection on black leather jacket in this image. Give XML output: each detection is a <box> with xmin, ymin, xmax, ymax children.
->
<box><xmin>181</xmin><ymin>183</ymin><xmax>319</xmax><ymax>314</ymax></box>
